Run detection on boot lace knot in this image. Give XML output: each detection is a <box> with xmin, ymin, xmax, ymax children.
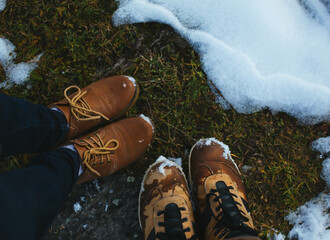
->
<box><xmin>156</xmin><ymin>203</ymin><xmax>197</xmax><ymax>240</ymax></box>
<box><xmin>64</xmin><ymin>86</ymin><xmax>109</xmax><ymax>121</ymax></box>
<box><xmin>78</xmin><ymin>134</ymin><xmax>119</xmax><ymax>176</ymax></box>
<box><xmin>206</xmin><ymin>181</ymin><xmax>258</xmax><ymax>240</ymax></box>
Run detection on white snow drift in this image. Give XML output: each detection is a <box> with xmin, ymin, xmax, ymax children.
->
<box><xmin>113</xmin><ymin>0</ymin><xmax>330</xmax><ymax>125</ymax></box>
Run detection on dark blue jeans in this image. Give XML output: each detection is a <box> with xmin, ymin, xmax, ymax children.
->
<box><xmin>0</xmin><ymin>93</ymin><xmax>80</xmax><ymax>240</ymax></box>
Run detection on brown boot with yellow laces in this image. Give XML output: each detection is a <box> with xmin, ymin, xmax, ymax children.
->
<box><xmin>73</xmin><ymin>115</ymin><xmax>154</xmax><ymax>184</ymax></box>
<box><xmin>50</xmin><ymin>75</ymin><xmax>139</xmax><ymax>140</ymax></box>
<box><xmin>189</xmin><ymin>138</ymin><xmax>260</xmax><ymax>240</ymax></box>
<box><xmin>139</xmin><ymin>156</ymin><xmax>198</xmax><ymax>240</ymax></box>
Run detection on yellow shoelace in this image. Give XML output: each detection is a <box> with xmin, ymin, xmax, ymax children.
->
<box><xmin>64</xmin><ymin>86</ymin><xmax>110</xmax><ymax>121</ymax></box>
<box><xmin>79</xmin><ymin>134</ymin><xmax>119</xmax><ymax>176</ymax></box>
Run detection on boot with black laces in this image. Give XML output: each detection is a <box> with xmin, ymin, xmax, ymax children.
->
<box><xmin>139</xmin><ymin>156</ymin><xmax>198</xmax><ymax>240</ymax></box>
<box><xmin>189</xmin><ymin>138</ymin><xmax>260</xmax><ymax>240</ymax></box>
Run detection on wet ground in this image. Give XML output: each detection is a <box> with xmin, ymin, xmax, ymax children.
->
<box><xmin>46</xmin><ymin>170</ymin><xmax>144</xmax><ymax>240</ymax></box>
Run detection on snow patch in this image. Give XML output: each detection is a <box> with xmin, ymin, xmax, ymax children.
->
<box><xmin>321</xmin><ymin>158</ymin><xmax>330</xmax><ymax>187</ymax></box>
<box><xmin>270</xmin><ymin>231</ymin><xmax>285</xmax><ymax>240</ymax></box>
<box><xmin>312</xmin><ymin>137</ymin><xmax>330</xmax><ymax>186</ymax></box>
<box><xmin>286</xmin><ymin>192</ymin><xmax>330</xmax><ymax>240</ymax></box>
<box><xmin>73</xmin><ymin>202</ymin><xmax>82</xmax><ymax>213</ymax></box>
<box><xmin>0</xmin><ymin>38</ymin><xmax>41</xmax><ymax>89</ymax></box>
<box><xmin>312</xmin><ymin>137</ymin><xmax>330</xmax><ymax>155</ymax></box>
<box><xmin>0</xmin><ymin>2</ymin><xmax>42</xmax><ymax>89</ymax></box>
<box><xmin>105</xmin><ymin>203</ymin><xmax>109</xmax><ymax>212</ymax></box>
<box><xmin>93</xmin><ymin>179</ymin><xmax>101</xmax><ymax>192</ymax></box>
<box><xmin>0</xmin><ymin>0</ymin><xmax>5</xmax><ymax>12</ymax></box>
<box><xmin>113</xmin><ymin>0</ymin><xmax>330</xmax><ymax>124</ymax></box>
<box><xmin>312</xmin><ymin>136</ymin><xmax>330</xmax><ymax>187</ymax></box>
<box><xmin>273</xmin><ymin>233</ymin><xmax>285</xmax><ymax>240</ymax></box>
<box><xmin>286</xmin><ymin>137</ymin><xmax>330</xmax><ymax>239</ymax></box>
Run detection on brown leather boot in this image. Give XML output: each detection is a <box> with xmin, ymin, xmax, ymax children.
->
<box><xmin>73</xmin><ymin>115</ymin><xmax>154</xmax><ymax>184</ymax></box>
<box><xmin>189</xmin><ymin>138</ymin><xmax>260</xmax><ymax>240</ymax></box>
<box><xmin>139</xmin><ymin>156</ymin><xmax>198</xmax><ymax>240</ymax></box>
<box><xmin>51</xmin><ymin>75</ymin><xmax>139</xmax><ymax>140</ymax></box>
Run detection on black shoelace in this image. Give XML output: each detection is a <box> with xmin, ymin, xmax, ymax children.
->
<box><xmin>205</xmin><ymin>181</ymin><xmax>258</xmax><ymax>239</ymax></box>
<box><xmin>156</xmin><ymin>203</ymin><xmax>198</xmax><ymax>240</ymax></box>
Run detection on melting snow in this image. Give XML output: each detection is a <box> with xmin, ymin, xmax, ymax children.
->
<box><xmin>168</xmin><ymin>157</ymin><xmax>182</xmax><ymax>167</ymax></box>
<box><xmin>105</xmin><ymin>203</ymin><xmax>109</xmax><ymax>212</ymax></box>
<box><xmin>73</xmin><ymin>202</ymin><xmax>82</xmax><ymax>213</ymax></box>
<box><xmin>271</xmin><ymin>231</ymin><xmax>285</xmax><ymax>240</ymax></box>
<box><xmin>156</xmin><ymin>155</ymin><xmax>181</xmax><ymax>175</ymax></box>
<box><xmin>312</xmin><ymin>137</ymin><xmax>330</xmax><ymax>155</ymax></box>
<box><xmin>0</xmin><ymin>0</ymin><xmax>5</xmax><ymax>11</ymax></box>
<box><xmin>0</xmin><ymin>3</ymin><xmax>41</xmax><ymax>89</ymax></box>
<box><xmin>113</xmin><ymin>0</ymin><xmax>330</xmax><ymax>125</ymax></box>
<box><xmin>286</xmin><ymin>192</ymin><xmax>330</xmax><ymax>240</ymax></box>
<box><xmin>312</xmin><ymin>137</ymin><xmax>330</xmax><ymax>186</ymax></box>
<box><xmin>125</xmin><ymin>75</ymin><xmax>137</xmax><ymax>87</ymax></box>
<box><xmin>286</xmin><ymin>137</ymin><xmax>330</xmax><ymax>239</ymax></box>
<box><xmin>93</xmin><ymin>179</ymin><xmax>101</xmax><ymax>192</ymax></box>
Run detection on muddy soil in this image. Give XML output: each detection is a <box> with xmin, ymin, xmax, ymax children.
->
<box><xmin>46</xmin><ymin>170</ymin><xmax>144</xmax><ymax>240</ymax></box>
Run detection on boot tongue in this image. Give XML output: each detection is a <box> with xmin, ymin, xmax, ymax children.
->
<box><xmin>163</xmin><ymin>203</ymin><xmax>186</xmax><ymax>240</ymax></box>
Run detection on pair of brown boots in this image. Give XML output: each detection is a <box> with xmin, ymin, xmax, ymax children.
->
<box><xmin>139</xmin><ymin>138</ymin><xmax>260</xmax><ymax>240</ymax></box>
<box><xmin>51</xmin><ymin>75</ymin><xmax>154</xmax><ymax>184</ymax></box>
<box><xmin>53</xmin><ymin>76</ymin><xmax>259</xmax><ymax>239</ymax></box>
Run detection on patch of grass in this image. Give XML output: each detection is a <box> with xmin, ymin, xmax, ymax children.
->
<box><xmin>0</xmin><ymin>1</ymin><xmax>328</xmax><ymax>239</ymax></box>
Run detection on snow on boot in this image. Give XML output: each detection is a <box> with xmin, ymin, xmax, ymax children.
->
<box><xmin>189</xmin><ymin>138</ymin><xmax>259</xmax><ymax>240</ymax></box>
<box><xmin>139</xmin><ymin>156</ymin><xmax>198</xmax><ymax>240</ymax></box>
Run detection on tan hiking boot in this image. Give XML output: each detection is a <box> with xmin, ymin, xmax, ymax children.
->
<box><xmin>73</xmin><ymin>115</ymin><xmax>154</xmax><ymax>184</ymax></box>
<box><xmin>189</xmin><ymin>138</ymin><xmax>259</xmax><ymax>240</ymax></box>
<box><xmin>51</xmin><ymin>75</ymin><xmax>139</xmax><ymax>140</ymax></box>
<box><xmin>139</xmin><ymin>156</ymin><xmax>198</xmax><ymax>240</ymax></box>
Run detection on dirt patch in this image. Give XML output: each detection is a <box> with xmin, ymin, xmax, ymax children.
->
<box><xmin>46</xmin><ymin>171</ymin><xmax>144</xmax><ymax>240</ymax></box>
